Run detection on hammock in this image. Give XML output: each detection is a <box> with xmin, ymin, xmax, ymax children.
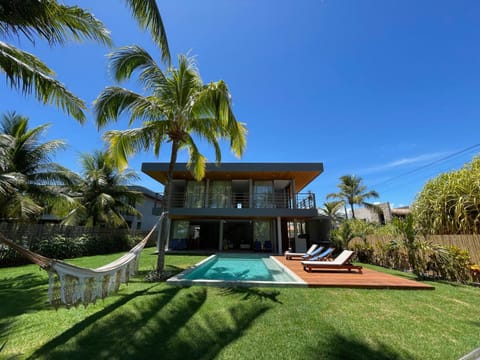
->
<box><xmin>0</xmin><ymin>225</ymin><xmax>156</xmax><ymax>308</ymax></box>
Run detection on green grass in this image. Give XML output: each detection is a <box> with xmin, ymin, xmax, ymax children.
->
<box><xmin>0</xmin><ymin>248</ymin><xmax>479</xmax><ymax>360</ymax></box>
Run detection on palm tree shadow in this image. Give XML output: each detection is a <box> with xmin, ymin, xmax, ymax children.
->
<box><xmin>306</xmin><ymin>331</ymin><xmax>414</xmax><ymax>360</ymax></box>
<box><xmin>32</xmin><ymin>287</ymin><xmax>271</xmax><ymax>360</ymax></box>
<box><xmin>0</xmin><ymin>273</ymin><xmax>50</xmax><ymax>318</ymax></box>
<box><xmin>219</xmin><ymin>287</ymin><xmax>283</xmax><ymax>303</ymax></box>
<box><xmin>28</xmin><ymin>283</ymin><xmax>173</xmax><ymax>359</ymax></box>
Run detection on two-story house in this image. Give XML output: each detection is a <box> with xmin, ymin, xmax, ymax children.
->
<box><xmin>142</xmin><ymin>162</ymin><xmax>329</xmax><ymax>254</ymax></box>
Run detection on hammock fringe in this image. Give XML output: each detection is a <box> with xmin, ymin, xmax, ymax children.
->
<box><xmin>0</xmin><ymin>225</ymin><xmax>157</xmax><ymax>308</ymax></box>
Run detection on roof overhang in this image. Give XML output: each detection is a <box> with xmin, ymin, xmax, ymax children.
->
<box><xmin>141</xmin><ymin>162</ymin><xmax>324</xmax><ymax>192</ymax></box>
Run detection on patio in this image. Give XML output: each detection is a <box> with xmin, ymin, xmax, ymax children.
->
<box><xmin>274</xmin><ymin>256</ymin><xmax>434</xmax><ymax>290</ymax></box>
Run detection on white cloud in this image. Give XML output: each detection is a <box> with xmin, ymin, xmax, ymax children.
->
<box><xmin>360</xmin><ymin>152</ymin><xmax>448</xmax><ymax>175</ymax></box>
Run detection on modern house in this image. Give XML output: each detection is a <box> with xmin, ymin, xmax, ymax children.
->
<box><xmin>141</xmin><ymin>162</ymin><xmax>330</xmax><ymax>254</ymax></box>
<box><xmin>124</xmin><ymin>185</ymin><xmax>162</xmax><ymax>232</ymax></box>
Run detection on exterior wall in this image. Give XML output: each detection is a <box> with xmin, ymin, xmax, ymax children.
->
<box><xmin>125</xmin><ymin>185</ymin><xmax>162</xmax><ymax>232</ymax></box>
<box><xmin>125</xmin><ymin>195</ymin><xmax>159</xmax><ymax>231</ymax></box>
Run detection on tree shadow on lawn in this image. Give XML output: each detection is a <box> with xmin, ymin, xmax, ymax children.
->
<box><xmin>28</xmin><ymin>283</ymin><xmax>173</xmax><ymax>359</ymax></box>
<box><xmin>305</xmin><ymin>331</ymin><xmax>414</xmax><ymax>360</ymax></box>
<box><xmin>31</xmin><ymin>286</ymin><xmax>272</xmax><ymax>360</ymax></box>
<box><xmin>0</xmin><ymin>273</ymin><xmax>50</xmax><ymax>318</ymax></box>
<box><xmin>219</xmin><ymin>287</ymin><xmax>283</xmax><ymax>304</ymax></box>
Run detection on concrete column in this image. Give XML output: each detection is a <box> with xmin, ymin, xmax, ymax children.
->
<box><xmin>276</xmin><ymin>217</ymin><xmax>282</xmax><ymax>255</ymax></box>
<box><xmin>219</xmin><ymin>220</ymin><xmax>224</xmax><ymax>251</ymax></box>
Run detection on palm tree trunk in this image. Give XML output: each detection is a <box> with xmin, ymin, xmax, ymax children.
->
<box><xmin>156</xmin><ymin>141</ymin><xmax>179</xmax><ymax>272</ymax></box>
<box><xmin>350</xmin><ymin>202</ymin><xmax>356</xmax><ymax>219</ymax></box>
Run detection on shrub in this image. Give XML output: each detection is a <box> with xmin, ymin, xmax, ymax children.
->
<box><xmin>36</xmin><ymin>234</ymin><xmax>86</xmax><ymax>259</ymax></box>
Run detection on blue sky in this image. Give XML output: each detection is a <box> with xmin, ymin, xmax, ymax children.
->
<box><xmin>3</xmin><ymin>0</ymin><xmax>480</xmax><ymax>208</ymax></box>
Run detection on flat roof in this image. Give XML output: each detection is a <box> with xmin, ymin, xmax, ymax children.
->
<box><xmin>141</xmin><ymin>162</ymin><xmax>324</xmax><ymax>192</ymax></box>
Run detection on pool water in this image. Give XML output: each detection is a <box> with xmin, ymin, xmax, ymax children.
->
<box><xmin>168</xmin><ymin>254</ymin><xmax>306</xmax><ymax>286</ymax></box>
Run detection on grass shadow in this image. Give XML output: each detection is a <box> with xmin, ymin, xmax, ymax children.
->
<box><xmin>32</xmin><ymin>287</ymin><xmax>271</xmax><ymax>360</ymax></box>
<box><xmin>219</xmin><ymin>287</ymin><xmax>283</xmax><ymax>303</ymax></box>
<box><xmin>28</xmin><ymin>283</ymin><xmax>174</xmax><ymax>360</ymax></box>
<box><xmin>0</xmin><ymin>273</ymin><xmax>50</xmax><ymax>318</ymax></box>
<box><xmin>306</xmin><ymin>331</ymin><xmax>414</xmax><ymax>360</ymax></box>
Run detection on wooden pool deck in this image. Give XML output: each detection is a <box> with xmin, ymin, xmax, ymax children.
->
<box><xmin>274</xmin><ymin>256</ymin><xmax>434</xmax><ymax>290</ymax></box>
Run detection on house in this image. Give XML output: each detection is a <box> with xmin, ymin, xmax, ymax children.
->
<box><xmin>141</xmin><ymin>162</ymin><xmax>330</xmax><ymax>254</ymax></box>
<box><xmin>39</xmin><ymin>185</ymin><xmax>162</xmax><ymax>231</ymax></box>
<box><xmin>124</xmin><ymin>185</ymin><xmax>162</xmax><ymax>232</ymax></box>
<box><xmin>354</xmin><ymin>202</ymin><xmax>411</xmax><ymax>224</ymax></box>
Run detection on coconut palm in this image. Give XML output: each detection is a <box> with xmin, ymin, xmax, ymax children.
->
<box><xmin>94</xmin><ymin>50</ymin><xmax>247</xmax><ymax>271</ymax></box>
<box><xmin>0</xmin><ymin>1</ymin><xmax>111</xmax><ymax>122</ymax></box>
<box><xmin>0</xmin><ymin>112</ymin><xmax>78</xmax><ymax>221</ymax></box>
<box><xmin>0</xmin><ymin>0</ymin><xmax>170</xmax><ymax>122</ymax></box>
<box><xmin>327</xmin><ymin>175</ymin><xmax>379</xmax><ymax>219</ymax></box>
<box><xmin>319</xmin><ymin>200</ymin><xmax>344</xmax><ymax>226</ymax></box>
<box><xmin>62</xmin><ymin>150</ymin><xmax>142</xmax><ymax>228</ymax></box>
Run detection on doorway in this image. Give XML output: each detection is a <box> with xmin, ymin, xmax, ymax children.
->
<box><xmin>223</xmin><ymin>221</ymin><xmax>253</xmax><ymax>250</ymax></box>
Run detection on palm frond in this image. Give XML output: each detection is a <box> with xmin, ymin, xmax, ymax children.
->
<box><xmin>0</xmin><ymin>1</ymin><xmax>111</xmax><ymax>46</ymax></box>
<box><xmin>94</xmin><ymin>86</ymin><xmax>148</xmax><ymax>128</ymax></box>
<box><xmin>123</xmin><ymin>0</ymin><xmax>170</xmax><ymax>64</ymax></box>
<box><xmin>0</xmin><ymin>42</ymin><xmax>87</xmax><ymax>122</ymax></box>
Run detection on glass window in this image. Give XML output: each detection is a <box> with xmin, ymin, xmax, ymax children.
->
<box><xmin>209</xmin><ymin>181</ymin><xmax>232</xmax><ymax>208</ymax></box>
<box><xmin>170</xmin><ymin>220</ymin><xmax>189</xmax><ymax>250</ymax></box>
<box><xmin>254</xmin><ymin>181</ymin><xmax>273</xmax><ymax>208</ymax></box>
<box><xmin>185</xmin><ymin>181</ymin><xmax>205</xmax><ymax>208</ymax></box>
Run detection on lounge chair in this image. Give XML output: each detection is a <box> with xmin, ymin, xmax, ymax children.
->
<box><xmin>301</xmin><ymin>250</ymin><xmax>362</xmax><ymax>273</ymax></box>
<box><xmin>308</xmin><ymin>247</ymin><xmax>334</xmax><ymax>261</ymax></box>
<box><xmin>285</xmin><ymin>244</ymin><xmax>319</xmax><ymax>260</ymax></box>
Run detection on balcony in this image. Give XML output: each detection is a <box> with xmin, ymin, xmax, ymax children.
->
<box><xmin>161</xmin><ymin>192</ymin><xmax>316</xmax><ymax>210</ymax></box>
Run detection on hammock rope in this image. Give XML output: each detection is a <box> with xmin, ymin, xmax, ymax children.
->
<box><xmin>0</xmin><ymin>224</ymin><xmax>157</xmax><ymax>308</ymax></box>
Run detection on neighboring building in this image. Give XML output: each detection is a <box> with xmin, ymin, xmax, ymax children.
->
<box><xmin>354</xmin><ymin>202</ymin><xmax>410</xmax><ymax>224</ymax></box>
<box><xmin>141</xmin><ymin>162</ymin><xmax>330</xmax><ymax>254</ymax></box>
<box><xmin>125</xmin><ymin>185</ymin><xmax>162</xmax><ymax>232</ymax></box>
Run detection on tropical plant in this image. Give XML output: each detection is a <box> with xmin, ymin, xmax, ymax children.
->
<box><xmin>327</xmin><ymin>175</ymin><xmax>379</xmax><ymax>219</ymax></box>
<box><xmin>0</xmin><ymin>0</ymin><xmax>170</xmax><ymax>122</ymax></box>
<box><xmin>413</xmin><ymin>156</ymin><xmax>480</xmax><ymax>234</ymax></box>
<box><xmin>330</xmin><ymin>221</ymin><xmax>356</xmax><ymax>250</ymax></box>
<box><xmin>94</xmin><ymin>51</ymin><xmax>247</xmax><ymax>271</ymax></box>
<box><xmin>318</xmin><ymin>200</ymin><xmax>344</xmax><ymax>226</ymax></box>
<box><xmin>0</xmin><ymin>0</ymin><xmax>111</xmax><ymax>122</ymax></box>
<box><xmin>391</xmin><ymin>214</ymin><xmax>426</xmax><ymax>277</ymax></box>
<box><xmin>62</xmin><ymin>150</ymin><xmax>142</xmax><ymax>228</ymax></box>
<box><xmin>0</xmin><ymin>112</ymin><xmax>77</xmax><ymax>221</ymax></box>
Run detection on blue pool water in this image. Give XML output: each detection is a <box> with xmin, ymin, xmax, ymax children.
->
<box><xmin>168</xmin><ymin>254</ymin><xmax>305</xmax><ymax>286</ymax></box>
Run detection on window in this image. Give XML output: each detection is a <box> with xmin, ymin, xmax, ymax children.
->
<box><xmin>185</xmin><ymin>181</ymin><xmax>205</xmax><ymax>208</ymax></box>
<box><xmin>253</xmin><ymin>181</ymin><xmax>273</xmax><ymax>208</ymax></box>
<box><xmin>209</xmin><ymin>181</ymin><xmax>231</xmax><ymax>208</ymax></box>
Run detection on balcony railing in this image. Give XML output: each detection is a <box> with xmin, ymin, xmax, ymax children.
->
<box><xmin>158</xmin><ymin>192</ymin><xmax>316</xmax><ymax>210</ymax></box>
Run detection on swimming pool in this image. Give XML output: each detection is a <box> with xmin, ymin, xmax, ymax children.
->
<box><xmin>167</xmin><ymin>253</ymin><xmax>306</xmax><ymax>287</ymax></box>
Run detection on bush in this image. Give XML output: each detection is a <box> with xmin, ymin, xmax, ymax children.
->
<box><xmin>0</xmin><ymin>230</ymin><xmax>143</xmax><ymax>267</ymax></box>
<box><xmin>35</xmin><ymin>234</ymin><xmax>87</xmax><ymax>259</ymax></box>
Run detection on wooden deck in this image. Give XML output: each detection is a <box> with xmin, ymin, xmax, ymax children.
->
<box><xmin>274</xmin><ymin>256</ymin><xmax>434</xmax><ymax>290</ymax></box>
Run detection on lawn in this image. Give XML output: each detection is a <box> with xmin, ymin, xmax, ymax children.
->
<box><xmin>0</xmin><ymin>248</ymin><xmax>479</xmax><ymax>360</ymax></box>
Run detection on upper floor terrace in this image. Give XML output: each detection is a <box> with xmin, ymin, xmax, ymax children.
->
<box><xmin>142</xmin><ymin>162</ymin><xmax>324</xmax><ymax>218</ymax></box>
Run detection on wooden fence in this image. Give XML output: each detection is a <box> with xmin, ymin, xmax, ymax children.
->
<box><xmin>355</xmin><ymin>234</ymin><xmax>480</xmax><ymax>264</ymax></box>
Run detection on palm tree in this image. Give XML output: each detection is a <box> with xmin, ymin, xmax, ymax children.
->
<box><xmin>327</xmin><ymin>175</ymin><xmax>379</xmax><ymax>219</ymax></box>
<box><xmin>319</xmin><ymin>200</ymin><xmax>344</xmax><ymax>226</ymax></box>
<box><xmin>62</xmin><ymin>150</ymin><xmax>142</xmax><ymax>228</ymax></box>
<box><xmin>0</xmin><ymin>112</ymin><xmax>78</xmax><ymax>221</ymax></box>
<box><xmin>94</xmin><ymin>51</ymin><xmax>247</xmax><ymax>271</ymax></box>
<box><xmin>0</xmin><ymin>1</ymin><xmax>111</xmax><ymax>122</ymax></box>
<box><xmin>0</xmin><ymin>0</ymin><xmax>170</xmax><ymax>122</ymax></box>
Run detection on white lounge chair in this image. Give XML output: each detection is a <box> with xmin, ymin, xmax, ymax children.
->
<box><xmin>285</xmin><ymin>244</ymin><xmax>319</xmax><ymax>260</ymax></box>
<box><xmin>301</xmin><ymin>250</ymin><xmax>362</xmax><ymax>273</ymax></box>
